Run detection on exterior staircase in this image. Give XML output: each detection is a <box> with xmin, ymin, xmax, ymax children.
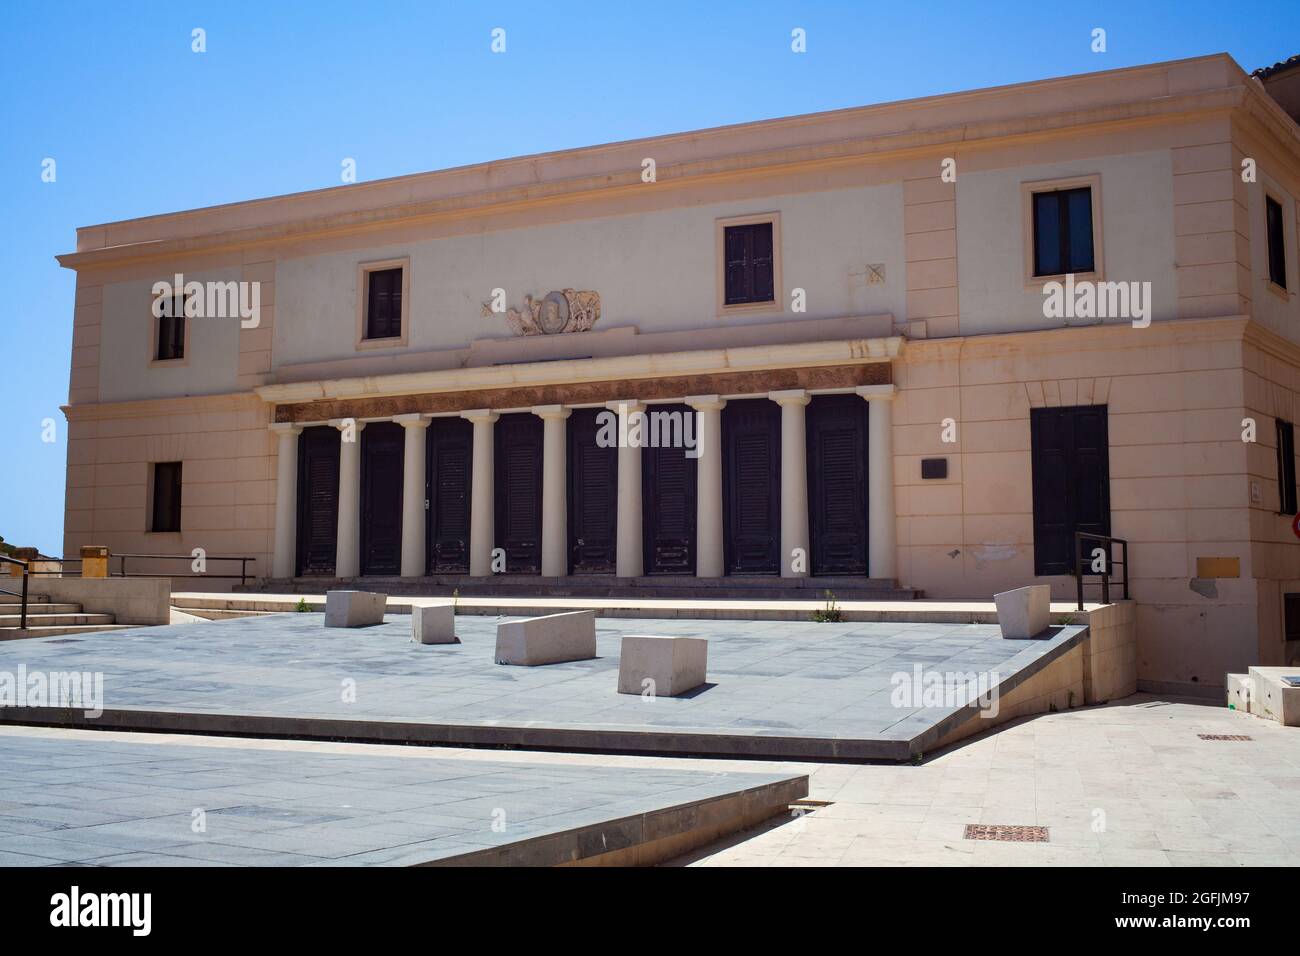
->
<box><xmin>0</xmin><ymin>593</ymin><xmax>131</xmax><ymax>639</ymax></box>
<box><xmin>240</xmin><ymin>573</ymin><xmax>922</xmax><ymax>601</ymax></box>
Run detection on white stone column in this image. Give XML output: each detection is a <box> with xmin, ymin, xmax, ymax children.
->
<box><xmin>534</xmin><ymin>405</ymin><xmax>571</xmax><ymax>577</ymax></box>
<box><xmin>687</xmin><ymin>395</ymin><xmax>726</xmax><ymax>578</ymax></box>
<box><xmin>462</xmin><ymin>409</ymin><xmax>498</xmax><ymax>576</ymax></box>
<box><xmin>608</xmin><ymin>400</ymin><xmax>643</xmax><ymax>578</ymax></box>
<box><xmin>269</xmin><ymin>423</ymin><xmax>302</xmax><ymax>579</ymax></box>
<box><xmin>333</xmin><ymin>418</ymin><xmax>366</xmax><ymax>579</ymax></box>
<box><xmin>769</xmin><ymin>390</ymin><xmax>810</xmax><ymax>578</ymax></box>
<box><xmin>858</xmin><ymin>385</ymin><xmax>898</xmax><ymax>579</ymax></box>
<box><xmin>395</xmin><ymin>414</ymin><xmax>430</xmax><ymax>578</ymax></box>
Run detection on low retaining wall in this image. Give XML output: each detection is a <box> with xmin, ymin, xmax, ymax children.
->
<box><xmin>1081</xmin><ymin>600</ymin><xmax>1137</xmax><ymax>704</ymax></box>
<box><xmin>28</xmin><ymin>578</ymin><xmax>171</xmax><ymax>625</ymax></box>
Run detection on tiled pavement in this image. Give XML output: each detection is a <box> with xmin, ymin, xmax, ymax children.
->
<box><xmin>0</xmin><ymin>613</ymin><xmax>1084</xmax><ymax>757</ymax></box>
<box><xmin>0</xmin><ymin>727</ymin><xmax>801</xmax><ymax>867</ymax></box>
<box><xmin>675</xmin><ymin>695</ymin><xmax>1300</xmax><ymax>866</ymax></box>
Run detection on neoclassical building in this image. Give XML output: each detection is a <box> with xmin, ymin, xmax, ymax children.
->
<box><xmin>59</xmin><ymin>53</ymin><xmax>1300</xmax><ymax>695</ymax></box>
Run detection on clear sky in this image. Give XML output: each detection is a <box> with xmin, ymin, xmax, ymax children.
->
<box><xmin>0</xmin><ymin>0</ymin><xmax>1295</xmax><ymax>555</ymax></box>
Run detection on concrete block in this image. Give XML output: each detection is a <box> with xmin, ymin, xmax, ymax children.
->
<box><xmin>993</xmin><ymin>585</ymin><xmax>1050</xmax><ymax>639</ymax></box>
<box><xmin>324</xmin><ymin>590</ymin><xmax>386</xmax><ymax>628</ymax></box>
<box><xmin>1247</xmin><ymin>667</ymin><xmax>1300</xmax><ymax>726</ymax></box>
<box><xmin>495</xmin><ymin>610</ymin><xmax>596</xmax><ymax>666</ymax></box>
<box><xmin>1225</xmin><ymin>673</ymin><xmax>1256</xmax><ymax>713</ymax></box>
<box><xmin>412</xmin><ymin>603</ymin><xmax>457</xmax><ymax>644</ymax></box>
<box><xmin>618</xmin><ymin>635</ymin><xmax>708</xmax><ymax>697</ymax></box>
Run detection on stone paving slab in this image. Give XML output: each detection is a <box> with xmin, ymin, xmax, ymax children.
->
<box><xmin>0</xmin><ymin>614</ymin><xmax>1087</xmax><ymax>760</ymax></box>
<box><xmin>0</xmin><ymin>730</ymin><xmax>805</xmax><ymax>867</ymax></box>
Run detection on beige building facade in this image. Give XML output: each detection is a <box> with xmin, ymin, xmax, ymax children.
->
<box><xmin>59</xmin><ymin>54</ymin><xmax>1300</xmax><ymax>695</ymax></box>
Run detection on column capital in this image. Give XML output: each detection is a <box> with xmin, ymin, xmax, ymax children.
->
<box><xmin>393</xmin><ymin>413</ymin><xmax>430</xmax><ymax>428</ymax></box>
<box><xmin>461</xmin><ymin>408</ymin><xmax>500</xmax><ymax>424</ymax></box>
<box><xmin>268</xmin><ymin>422</ymin><xmax>303</xmax><ymax>436</ymax></box>
<box><xmin>532</xmin><ymin>404</ymin><xmax>572</xmax><ymax>421</ymax></box>
<box><xmin>856</xmin><ymin>384</ymin><xmax>898</xmax><ymax>401</ymax></box>
<box><xmin>768</xmin><ymin>388</ymin><xmax>811</xmax><ymax>407</ymax></box>
<box><xmin>330</xmin><ymin>417</ymin><xmax>367</xmax><ymax>432</ymax></box>
<box><xmin>686</xmin><ymin>394</ymin><xmax>727</xmax><ymax>412</ymax></box>
<box><xmin>605</xmin><ymin>399</ymin><xmax>644</xmax><ymax>414</ymax></box>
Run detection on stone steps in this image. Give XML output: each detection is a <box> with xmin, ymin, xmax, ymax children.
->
<box><xmin>0</xmin><ymin>595</ymin><xmax>122</xmax><ymax>638</ymax></box>
<box><xmin>1</xmin><ymin>624</ymin><xmax>135</xmax><ymax>639</ymax></box>
<box><xmin>0</xmin><ymin>612</ymin><xmax>117</xmax><ymax>627</ymax></box>
<box><xmin>241</xmin><ymin>574</ymin><xmax>922</xmax><ymax>601</ymax></box>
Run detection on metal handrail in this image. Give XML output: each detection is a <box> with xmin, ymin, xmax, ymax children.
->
<box><xmin>1073</xmin><ymin>531</ymin><xmax>1130</xmax><ymax>611</ymax></box>
<box><xmin>0</xmin><ymin>554</ymin><xmax>29</xmax><ymax>629</ymax></box>
<box><xmin>114</xmin><ymin>553</ymin><xmax>256</xmax><ymax>588</ymax></box>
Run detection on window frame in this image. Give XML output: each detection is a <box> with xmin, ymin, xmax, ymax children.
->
<box><xmin>1277</xmin><ymin>418</ymin><xmax>1297</xmax><ymax>516</ymax></box>
<box><xmin>1265</xmin><ymin>192</ymin><xmax>1289</xmax><ymax>293</ymax></box>
<box><xmin>356</xmin><ymin>257</ymin><xmax>410</xmax><ymax>349</ymax></box>
<box><xmin>715</xmin><ymin>212</ymin><xmax>782</xmax><ymax>316</ymax></box>
<box><xmin>149</xmin><ymin>461</ymin><xmax>183</xmax><ymax>534</ymax></box>
<box><xmin>1021</xmin><ymin>175</ymin><xmax>1104</xmax><ymax>288</ymax></box>
<box><xmin>149</xmin><ymin>290</ymin><xmax>190</xmax><ymax>367</ymax></box>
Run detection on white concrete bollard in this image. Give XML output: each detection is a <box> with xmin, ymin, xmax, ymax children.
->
<box><xmin>324</xmin><ymin>590</ymin><xmax>387</xmax><ymax>628</ymax></box>
<box><xmin>993</xmin><ymin>585</ymin><xmax>1050</xmax><ymax>639</ymax></box>
<box><xmin>495</xmin><ymin>610</ymin><xmax>597</xmax><ymax>665</ymax></box>
<box><xmin>617</xmin><ymin>635</ymin><xmax>708</xmax><ymax>697</ymax></box>
<box><xmin>412</xmin><ymin>603</ymin><xmax>457</xmax><ymax>644</ymax></box>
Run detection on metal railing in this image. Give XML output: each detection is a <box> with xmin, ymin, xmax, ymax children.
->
<box><xmin>1073</xmin><ymin>531</ymin><xmax>1129</xmax><ymax>611</ymax></box>
<box><xmin>113</xmin><ymin>553</ymin><xmax>256</xmax><ymax>588</ymax></box>
<box><xmin>0</xmin><ymin>554</ymin><xmax>29</xmax><ymax>629</ymax></box>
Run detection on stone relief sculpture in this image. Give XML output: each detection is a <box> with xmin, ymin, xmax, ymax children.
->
<box><xmin>481</xmin><ymin>289</ymin><xmax>600</xmax><ymax>336</ymax></box>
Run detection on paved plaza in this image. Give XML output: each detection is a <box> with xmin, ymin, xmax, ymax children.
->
<box><xmin>0</xmin><ymin>613</ymin><xmax>1085</xmax><ymax>759</ymax></box>
<box><xmin>0</xmin><ymin>727</ymin><xmax>803</xmax><ymax>866</ymax></box>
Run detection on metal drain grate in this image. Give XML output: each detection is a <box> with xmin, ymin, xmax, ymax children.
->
<box><xmin>963</xmin><ymin>824</ymin><xmax>1049</xmax><ymax>843</ymax></box>
<box><xmin>1198</xmin><ymin>733</ymin><xmax>1252</xmax><ymax>741</ymax></box>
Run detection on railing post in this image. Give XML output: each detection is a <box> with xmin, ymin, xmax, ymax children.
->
<box><xmin>20</xmin><ymin>562</ymin><xmax>28</xmax><ymax>631</ymax></box>
<box><xmin>1122</xmin><ymin>541</ymin><xmax>1130</xmax><ymax>600</ymax></box>
<box><xmin>1075</xmin><ymin>532</ymin><xmax>1084</xmax><ymax>611</ymax></box>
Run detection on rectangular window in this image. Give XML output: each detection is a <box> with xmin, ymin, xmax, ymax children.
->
<box><xmin>1030</xmin><ymin>405</ymin><xmax>1110</xmax><ymax>576</ymax></box>
<box><xmin>1277</xmin><ymin>419</ymin><xmax>1296</xmax><ymax>515</ymax></box>
<box><xmin>364</xmin><ymin>267</ymin><xmax>404</xmax><ymax>340</ymax></box>
<box><xmin>156</xmin><ymin>293</ymin><xmax>185</xmax><ymax>361</ymax></box>
<box><xmin>1033</xmin><ymin>187</ymin><xmax>1095</xmax><ymax>277</ymax></box>
<box><xmin>151</xmin><ymin>461</ymin><xmax>183</xmax><ymax>533</ymax></box>
<box><xmin>723</xmin><ymin>221</ymin><xmax>775</xmax><ymax>306</ymax></box>
<box><xmin>1266</xmin><ymin>195</ymin><xmax>1288</xmax><ymax>290</ymax></box>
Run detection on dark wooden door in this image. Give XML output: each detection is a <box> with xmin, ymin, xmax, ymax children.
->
<box><xmin>426</xmin><ymin>416</ymin><xmax>472</xmax><ymax>574</ymax></box>
<box><xmin>567</xmin><ymin>407</ymin><xmax>617</xmax><ymax>574</ymax></box>
<box><xmin>807</xmin><ymin>394</ymin><xmax>869</xmax><ymax>575</ymax></box>
<box><xmin>1031</xmin><ymin>405</ymin><xmax>1110</xmax><ymax>575</ymax></box>
<box><xmin>360</xmin><ymin>421</ymin><xmax>404</xmax><ymax>576</ymax></box>
<box><xmin>494</xmin><ymin>413</ymin><xmax>543</xmax><ymax>574</ymax></box>
<box><xmin>642</xmin><ymin>404</ymin><xmax>697</xmax><ymax>574</ymax></box>
<box><xmin>296</xmin><ymin>426</ymin><xmax>340</xmax><ymax>576</ymax></box>
<box><xmin>723</xmin><ymin>399</ymin><xmax>780</xmax><ymax>574</ymax></box>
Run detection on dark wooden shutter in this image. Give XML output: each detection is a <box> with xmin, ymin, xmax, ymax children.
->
<box><xmin>1031</xmin><ymin>405</ymin><xmax>1110</xmax><ymax>575</ymax></box>
<box><xmin>1285</xmin><ymin>593</ymin><xmax>1300</xmax><ymax>642</ymax></box>
<box><xmin>365</xmin><ymin>267</ymin><xmax>403</xmax><ymax>339</ymax></box>
<box><xmin>807</xmin><ymin>394</ymin><xmax>869</xmax><ymax>575</ymax></box>
<box><xmin>723</xmin><ymin>222</ymin><xmax>775</xmax><ymax>305</ymax></box>
<box><xmin>151</xmin><ymin>461</ymin><xmax>183</xmax><ymax>532</ymax></box>
<box><xmin>642</xmin><ymin>404</ymin><xmax>697</xmax><ymax>574</ymax></box>
<box><xmin>1277</xmin><ymin>419</ymin><xmax>1297</xmax><ymax>515</ymax></box>
<box><xmin>567</xmin><ymin>407</ymin><xmax>617</xmax><ymax>574</ymax></box>
<box><xmin>360</xmin><ymin>421</ymin><xmax>404</xmax><ymax>576</ymax></box>
<box><xmin>157</xmin><ymin>294</ymin><xmax>185</xmax><ymax>360</ymax></box>
<box><xmin>723</xmin><ymin>399</ymin><xmax>780</xmax><ymax>574</ymax></box>
<box><xmin>297</xmin><ymin>426</ymin><xmax>340</xmax><ymax>575</ymax></box>
<box><xmin>1267</xmin><ymin>196</ymin><xmax>1288</xmax><ymax>290</ymax></box>
<box><xmin>426</xmin><ymin>417</ymin><xmax>472</xmax><ymax>574</ymax></box>
<box><xmin>494</xmin><ymin>413</ymin><xmax>543</xmax><ymax>574</ymax></box>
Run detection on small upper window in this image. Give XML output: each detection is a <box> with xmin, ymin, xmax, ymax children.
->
<box><xmin>1266</xmin><ymin>195</ymin><xmax>1288</xmax><ymax>291</ymax></box>
<box><xmin>723</xmin><ymin>222</ymin><xmax>775</xmax><ymax>306</ymax></box>
<box><xmin>156</xmin><ymin>293</ymin><xmax>186</xmax><ymax>361</ymax></box>
<box><xmin>1033</xmin><ymin>187</ymin><xmax>1095</xmax><ymax>277</ymax></box>
<box><xmin>364</xmin><ymin>267</ymin><xmax>404</xmax><ymax>340</ymax></box>
<box><xmin>151</xmin><ymin>461</ymin><xmax>183</xmax><ymax>533</ymax></box>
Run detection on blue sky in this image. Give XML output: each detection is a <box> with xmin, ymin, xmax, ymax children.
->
<box><xmin>0</xmin><ymin>0</ymin><xmax>1294</xmax><ymax>554</ymax></box>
